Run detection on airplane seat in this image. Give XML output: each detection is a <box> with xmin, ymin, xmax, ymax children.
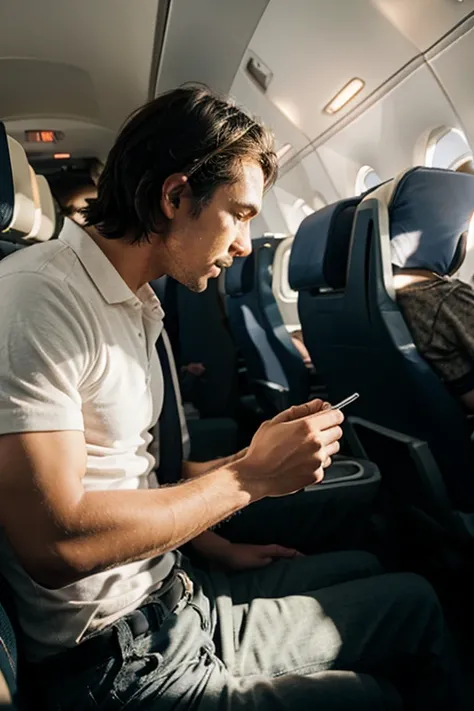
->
<box><xmin>0</xmin><ymin>124</ymin><xmax>14</xmax><ymax>233</ymax></box>
<box><xmin>345</xmin><ymin>416</ymin><xmax>474</xmax><ymax>554</ymax></box>
<box><xmin>225</xmin><ymin>236</ymin><xmax>308</xmax><ymax>416</ymax></box>
<box><xmin>290</xmin><ymin>170</ymin><xmax>474</xmax><ymax>512</ymax></box>
<box><xmin>289</xmin><ymin>195</ymin><xmax>362</xmax><ymax>391</ymax></box>
<box><xmin>272</xmin><ymin>234</ymin><xmax>328</xmax><ymax>399</ymax></box>
<box><xmin>32</xmin><ymin>175</ymin><xmax>56</xmax><ymax>241</ymax></box>
<box><xmin>5</xmin><ymin>136</ymin><xmax>36</xmax><ymax>236</ymax></box>
<box><xmin>150</xmin><ymin>276</ymin><xmax>239</xmax><ymax>460</ymax></box>
<box><xmin>225</xmin><ymin>237</ymin><xmax>288</xmax><ymax>416</ymax></box>
<box><xmin>175</xmin><ymin>278</ymin><xmax>239</xmax><ymax>419</ymax></box>
<box><xmin>257</xmin><ymin>240</ymin><xmax>310</xmax><ymax>405</ymax></box>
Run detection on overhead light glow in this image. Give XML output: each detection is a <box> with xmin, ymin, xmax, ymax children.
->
<box><xmin>324</xmin><ymin>78</ymin><xmax>365</xmax><ymax>115</ymax></box>
<box><xmin>53</xmin><ymin>153</ymin><xmax>71</xmax><ymax>159</ymax></box>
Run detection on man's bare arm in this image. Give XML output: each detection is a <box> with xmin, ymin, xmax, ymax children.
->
<box><xmin>182</xmin><ymin>448</ymin><xmax>248</xmax><ymax>479</ymax></box>
<box><xmin>0</xmin><ymin>431</ymin><xmax>252</xmax><ymax>588</ymax></box>
<box><xmin>0</xmin><ymin>402</ymin><xmax>342</xmax><ymax>588</ymax></box>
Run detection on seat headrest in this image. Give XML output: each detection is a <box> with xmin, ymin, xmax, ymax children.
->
<box><xmin>32</xmin><ymin>175</ymin><xmax>55</xmax><ymax>241</ymax></box>
<box><xmin>0</xmin><ymin>124</ymin><xmax>14</xmax><ymax>231</ymax></box>
<box><xmin>25</xmin><ymin>167</ymin><xmax>42</xmax><ymax>240</ymax></box>
<box><xmin>390</xmin><ymin>167</ymin><xmax>474</xmax><ymax>276</ymax></box>
<box><xmin>6</xmin><ymin>137</ymin><xmax>36</xmax><ymax>234</ymax></box>
<box><xmin>289</xmin><ymin>197</ymin><xmax>361</xmax><ymax>291</ymax></box>
<box><xmin>225</xmin><ymin>252</ymin><xmax>256</xmax><ymax>296</ymax></box>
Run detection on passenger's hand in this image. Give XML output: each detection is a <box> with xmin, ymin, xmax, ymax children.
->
<box><xmin>215</xmin><ymin>543</ymin><xmax>303</xmax><ymax>571</ymax></box>
<box><xmin>240</xmin><ymin>399</ymin><xmax>344</xmax><ymax>499</ymax></box>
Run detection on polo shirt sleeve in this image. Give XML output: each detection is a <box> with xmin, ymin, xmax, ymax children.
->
<box><xmin>0</xmin><ymin>273</ymin><xmax>91</xmax><ymax>434</ymax></box>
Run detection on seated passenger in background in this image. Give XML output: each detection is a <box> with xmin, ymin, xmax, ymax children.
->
<box><xmin>50</xmin><ymin>158</ymin><xmax>103</xmax><ymax>226</ymax></box>
<box><xmin>393</xmin><ymin>211</ymin><xmax>474</xmax><ymax>411</ymax></box>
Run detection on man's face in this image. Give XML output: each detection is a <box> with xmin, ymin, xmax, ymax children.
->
<box><xmin>161</xmin><ymin>161</ymin><xmax>264</xmax><ymax>292</ymax></box>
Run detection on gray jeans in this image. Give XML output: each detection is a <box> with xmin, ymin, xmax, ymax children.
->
<box><xmin>36</xmin><ymin>551</ymin><xmax>465</xmax><ymax>711</ymax></box>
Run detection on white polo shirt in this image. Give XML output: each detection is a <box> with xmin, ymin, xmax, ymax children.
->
<box><xmin>0</xmin><ymin>219</ymin><xmax>189</xmax><ymax>661</ymax></box>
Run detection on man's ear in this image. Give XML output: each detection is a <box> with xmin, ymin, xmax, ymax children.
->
<box><xmin>161</xmin><ymin>174</ymin><xmax>189</xmax><ymax>219</ymax></box>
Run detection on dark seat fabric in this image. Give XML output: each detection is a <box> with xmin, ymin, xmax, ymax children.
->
<box><xmin>225</xmin><ymin>237</ymin><xmax>309</xmax><ymax>417</ymax></box>
<box><xmin>150</xmin><ymin>276</ymin><xmax>239</xmax><ymax>419</ymax></box>
<box><xmin>0</xmin><ymin>242</ymin><xmax>24</xmax><ymax>260</ymax></box>
<box><xmin>0</xmin><ymin>123</ymin><xmax>14</xmax><ymax>233</ymax></box>
<box><xmin>290</xmin><ymin>169</ymin><xmax>474</xmax><ymax>511</ymax></box>
<box><xmin>0</xmin><ymin>601</ymin><xmax>17</xmax><ymax>708</ymax></box>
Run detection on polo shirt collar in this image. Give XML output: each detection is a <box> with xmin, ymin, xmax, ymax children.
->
<box><xmin>59</xmin><ymin>218</ymin><xmax>138</xmax><ymax>305</ymax></box>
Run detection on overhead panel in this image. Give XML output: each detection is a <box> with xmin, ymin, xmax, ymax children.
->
<box><xmin>243</xmin><ymin>0</ymin><xmax>419</xmax><ymax>140</ymax></box>
<box><xmin>154</xmin><ymin>0</ymin><xmax>271</xmax><ymax>95</ymax></box>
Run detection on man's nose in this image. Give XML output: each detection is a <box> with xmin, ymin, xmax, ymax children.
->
<box><xmin>230</xmin><ymin>224</ymin><xmax>252</xmax><ymax>258</ymax></box>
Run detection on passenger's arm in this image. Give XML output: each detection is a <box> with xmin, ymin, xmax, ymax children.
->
<box><xmin>0</xmin><ymin>403</ymin><xmax>342</xmax><ymax>588</ymax></box>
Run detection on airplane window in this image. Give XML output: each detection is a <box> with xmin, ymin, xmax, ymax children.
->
<box><xmin>281</xmin><ymin>247</ymin><xmax>298</xmax><ymax>302</ymax></box>
<box><xmin>425</xmin><ymin>127</ymin><xmax>472</xmax><ymax>170</ymax></box>
<box><xmin>355</xmin><ymin>165</ymin><xmax>382</xmax><ymax>195</ymax></box>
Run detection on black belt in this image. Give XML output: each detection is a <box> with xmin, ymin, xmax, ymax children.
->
<box><xmin>33</xmin><ymin>571</ymin><xmax>190</xmax><ymax>677</ymax></box>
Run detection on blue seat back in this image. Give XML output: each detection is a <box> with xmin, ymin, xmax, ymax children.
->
<box><xmin>150</xmin><ymin>275</ymin><xmax>239</xmax><ymax>418</ymax></box>
<box><xmin>175</xmin><ymin>278</ymin><xmax>239</xmax><ymax>418</ymax></box>
<box><xmin>290</xmin><ymin>170</ymin><xmax>474</xmax><ymax>511</ymax></box>
<box><xmin>226</xmin><ymin>237</ymin><xmax>308</xmax><ymax>416</ymax></box>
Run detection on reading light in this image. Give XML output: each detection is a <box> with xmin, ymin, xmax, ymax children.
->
<box><xmin>324</xmin><ymin>78</ymin><xmax>365</xmax><ymax>115</ymax></box>
<box><xmin>53</xmin><ymin>153</ymin><xmax>71</xmax><ymax>159</ymax></box>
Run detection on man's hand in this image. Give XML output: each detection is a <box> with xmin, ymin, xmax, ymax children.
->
<box><xmin>191</xmin><ymin>530</ymin><xmax>301</xmax><ymax>571</ymax></box>
<box><xmin>240</xmin><ymin>398</ymin><xmax>344</xmax><ymax>498</ymax></box>
<box><xmin>217</xmin><ymin>542</ymin><xmax>302</xmax><ymax>571</ymax></box>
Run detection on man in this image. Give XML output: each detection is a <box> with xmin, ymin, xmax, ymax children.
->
<box><xmin>0</xmin><ymin>86</ymin><xmax>465</xmax><ymax>709</ymax></box>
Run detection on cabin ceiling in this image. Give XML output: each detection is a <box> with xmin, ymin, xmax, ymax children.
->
<box><xmin>0</xmin><ymin>0</ymin><xmax>472</xmax><ymax>162</ymax></box>
<box><xmin>232</xmin><ymin>0</ymin><xmax>474</xmax><ymax>145</ymax></box>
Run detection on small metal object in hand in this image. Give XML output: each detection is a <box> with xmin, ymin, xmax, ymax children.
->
<box><xmin>331</xmin><ymin>392</ymin><xmax>359</xmax><ymax>410</ymax></box>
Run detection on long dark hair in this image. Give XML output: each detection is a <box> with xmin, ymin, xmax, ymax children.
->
<box><xmin>83</xmin><ymin>85</ymin><xmax>277</xmax><ymax>243</ymax></box>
